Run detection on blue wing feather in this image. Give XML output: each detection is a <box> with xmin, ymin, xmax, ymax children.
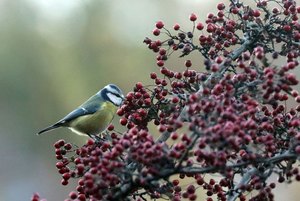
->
<box><xmin>59</xmin><ymin>95</ymin><xmax>102</xmax><ymax>124</ymax></box>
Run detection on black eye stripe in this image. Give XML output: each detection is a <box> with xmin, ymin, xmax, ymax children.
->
<box><xmin>108</xmin><ymin>92</ymin><xmax>120</xmax><ymax>97</ymax></box>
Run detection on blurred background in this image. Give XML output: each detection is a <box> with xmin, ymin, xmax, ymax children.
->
<box><xmin>0</xmin><ymin>0</ymin><xmax>299</xmax><ymax>200</ymax></box>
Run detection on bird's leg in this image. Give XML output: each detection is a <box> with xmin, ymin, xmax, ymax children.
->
<box><xmin>102</xmin><ymin>130</ymin><xmax>113</xmax><ymax>142</ymax></box>
<box><xmin>87</xmin><ymin>133</ymin><xmax>103</xmax><ymax>144</ymax></box>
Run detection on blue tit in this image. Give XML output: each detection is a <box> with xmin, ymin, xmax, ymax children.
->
<box><xmin>37</xmin><ymin>84</ymin><xmax>124</xmax><ymax>138</ymax></box>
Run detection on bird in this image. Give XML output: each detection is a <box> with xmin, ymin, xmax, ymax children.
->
<box><xmin>37</xmin><ymin>84</ymin><xmax>124</xmax><ymax>139</ymax></box>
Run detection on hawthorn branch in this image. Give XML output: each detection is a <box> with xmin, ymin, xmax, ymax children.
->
<box><xmin>227</xmin><ymin>168</ymin><xmax>259</xmax><ymax>201</ymax></box>
<box><xmin>113</xmin><ymin>150</ymin><xmax>297</xmax><ymax>201</ymax></box>
<box><xmin>179</xmin><ymin>151</ymin><xmax>297</xmax><ymax>174</ymax></box>
<box><xmin>156</xmin><ymin>130</ymin><xmax>171</xmax><ymax>143</ymax></box>
<box><xmin>226</xmin><ymin>150</ymin><xmax>298</xmax><ymax>201</ymax></box>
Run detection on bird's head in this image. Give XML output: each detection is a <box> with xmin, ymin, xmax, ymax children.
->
<box><xmin>99</xmin><ymin>84</ymin><xmax>124</xmax><ymax>106</ymax></box>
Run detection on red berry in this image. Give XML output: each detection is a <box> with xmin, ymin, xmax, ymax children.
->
<box><xmin>150</xmin><ymin>72</ymin><xmax>157</xmax><ymax>79</ymax></box>
<box><xmin>185</xmin><ymin>60</ymin><xmax>192</xmax><ymax>67</ymax></box>
<box><xmin>87</xmin><ymin>139</ymin><xmax>94</xmax><ymax>146</ymax></box>
<box><xmin>174</xmin><ymin>23</ymin><xmax>180</xmax><ymax>30</ymax></box>
<box><xmin>171</xmin><ymin>132</ymin><xmax>179</xmax><ymax>140</ymax></box>
<box><xmin>58</xmin><ymin>139</ymin><xmax>65</xmax><ymax>146</ymax></box>
<box><xmin>207</xmin><ymin>24</ymin><xmax>215</xmax><ymax>33</ymax></box>
<box><xmin>211</xmin><ymin>64</ymin><xmax>219</xmax><ymax>72</ymax></box>
<box><xmin>76</xmin><ymin>164</ymin><xmax>85</xmax><ymax>174</ymax></box>
<box><xmin>283</xmin><ymin>25</ymin><xmax>291</xmax><ymax>32</ymax></box>
<box><xmin>56</xmin><ymin>162</ymin><xmax>64</xmax><ymax>169</ymax></box>
<box><xmin>136</xmin><ymin>82</ymin><xmax>143</xmax><ymax>89</ymax></box>
<box><xmin>187</xmin><ymin>185</ymin><xmax>195</xmax><ymax>194</ymax></box>
<box><xmin>209</xmin><ymin>179</ymin><xmax>215</xmax><ymax>185</ymax></box>
<box><xmin>295</xmin><ymin>145</ymin><xmax>300</xmax><ymax>154</ymax></box>
<box><xmin>172</xmin><ymin>97</ymin><xmax>179</xmax><ymax>103</ymax></box>
<box><xmin>62</xmin><ymin>172</ymin><xmax>71</xmax><ymax>180</ymax></box>
<box><xmin>182</xmin><ymin>192</ymin><xmax>189</xmax><ymax>198</ymax></box>
<box><xmin>272</xmin><ymin>7</ymin><xmax>279</xmax><ymax>14</ymax></box>
<box><xmin>152</xmin><ymin>28</ymin><xmax>160</xmax><ymax>36</ymax></box>
<box><xmin>196</xmin><ymin>22</ymin><xmax>204</xmax><ymax>30</ymax></box>
<box><xmin>144</xmin><ymin>98</ymin><xmax>151</xmax><ymax>105</ymax></box>
<box><xmin>64</xmin><ymin>143</ymin><xmax>72</xmax><ymax>150</ymax></box>
<box><xmin>159</xmin><ymin>48</ymin><xmax>166</xmax><ymax>55</ymax></box>
<box><xmin>69</xmin><ymin>191</ymin><xmax>77</xmax><ymax>199</ymax></box>
<box><xmin>231</xmin><ymin>7</ymin><xmax>239</xmax><ymax>14</ymax></box>
<box><xmin>120</xmin><ymin>118</ymin><xmax>128</xmax><ymax>126</ymax></box>
<box><xmin>173</xmin><ymin>179</ymin><xmax>180</xmax><ymax>186</ymax></box>
<box><xmin>77</xmin><ymin>194</ymin><xmax>86</xmax><ymax>201</ymax></box>
<box><xmin>107</xmin><ymin>124</ymin><xmax>114</xmax><ymax>131</ymax></box>
<box><xmin>189</xmin><ymin>194</ymin><xmax>197</xmax><ymax>201</ymax></box>
<box><xmin>117</xmin><ymin>108</ymin><xmax>124</xmax><ymax>116</ymax></box>
<box><xmin>189</xmin><ymin>13</ymin><xmax>197</xmax><ymax>21</ymax></box>
<box><xmin>217</xmin><ymin>3</ymin><xmax>225</xmax><ymax>10</ymax></box>
<box><xmin>215</xmin><ymin>56</ymin><xmax>223</xmax><ymax>64</ymax></box>
<box><xmin>269</xmin><ymin>183</ymin><xmax>276</xmax><ymax>189</ymax></box>
<box><xmin>31</xmin><ymin>193</ymin><xmax>40</xmax><ymax>201</ymax></box>
<box><xmin>291</xmin><ymin>90</ymin><xmax>299</xmax><ymax>97</ymax></box>
<box><xmin>155</xmin><ymin>21</ymin><xmax>164</xmax><ymax>29</ymax></box>
<box><xmin>157</xmin><ymin>60</ymin><xmax>164</xmax><ymax>67</ymax></box>
<box><xmin>253</xmin><ymin>10</ymin><xmax>261</xmax><ymax>17</ymax></box>
<box><xmin>61</xmin><ymin>179</ymin><xmax>69</xmax><ymax>186</ymax></box>
<box><xmin>54</xmin><ymin>139</ymin><xmax>65</xmax><ymax>148</ymax></box>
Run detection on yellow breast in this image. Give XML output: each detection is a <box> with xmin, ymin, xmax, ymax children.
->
<box><xmin>69</xmin><ymin>102</ymin><xmax>117</xmax><ymax>135</ymax></box>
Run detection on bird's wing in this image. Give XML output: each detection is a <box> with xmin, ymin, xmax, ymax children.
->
<box><xmin>58</xmin><ymin>95</ymin><xmax>101</xmax><ymax>124</ymax></box>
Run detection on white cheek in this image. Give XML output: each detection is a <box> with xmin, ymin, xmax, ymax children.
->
<box><xmin>107</xmin><ymin>93</ymin><xmax>122</xmax><ymax>106</ymax></box>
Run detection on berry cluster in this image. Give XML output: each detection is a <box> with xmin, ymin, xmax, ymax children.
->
<box><xmin>34</xmin><ymin>0</ymin><xmax>300</xmax><ymax>200</ymax></box>
<box><xmin>53</xmin><ymin>138</ymin><xmax>129</xmax><ymax>201</ymax></box>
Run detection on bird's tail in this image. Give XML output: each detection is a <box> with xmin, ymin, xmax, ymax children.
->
<box><xmin>37</xmin><ymin>123</ymin><xmax>61</xmax><ymax>135</ymax></box>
